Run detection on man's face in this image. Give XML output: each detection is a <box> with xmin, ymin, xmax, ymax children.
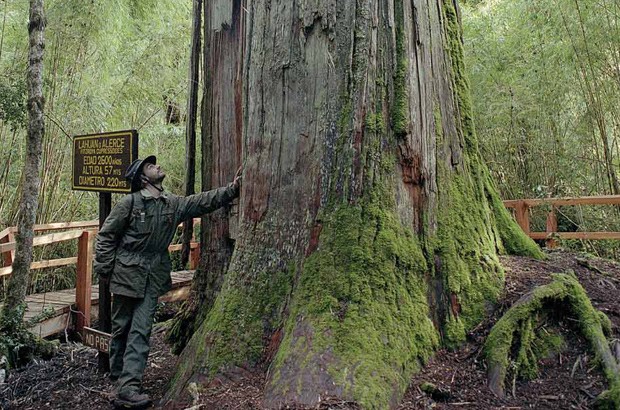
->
<box><xmin>142</xmin><ymin>162</ymin><xmax>165</xmax><ymax>183</ymax></box>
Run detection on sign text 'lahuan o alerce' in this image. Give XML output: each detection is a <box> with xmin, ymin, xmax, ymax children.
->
<box><xmin>72</xmin><ymin>130</ymin><xmax>138</xmax><ymax>193</ymax></box>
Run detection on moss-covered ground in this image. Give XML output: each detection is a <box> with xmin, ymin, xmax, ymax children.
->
<box><xmin>6</xmin><ymin>251</ymin><xmax>620</xmax><ymax>410</ymax></box>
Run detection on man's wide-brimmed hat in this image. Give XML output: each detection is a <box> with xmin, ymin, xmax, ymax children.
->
<box><xmin>125</xmin><ymin>155</ymin><xmax>156</xmax><ymax>192</ymax></box>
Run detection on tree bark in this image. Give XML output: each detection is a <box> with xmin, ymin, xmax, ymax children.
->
<box><xmin>1</xmin><ymin>0</ymin><xmax>45</xmax><ymax>331</ymax></box>
<box><xmin>166</xmin><ymin>0</ymin><xmax>245</xmax><ymax>353</ymax></box>
<box><xmin>166</xmin><ymin>0</ymin><xmax>540</xmax><ymax>408</ymax></box>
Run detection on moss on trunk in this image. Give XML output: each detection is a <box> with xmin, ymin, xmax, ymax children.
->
<box><xmin>265</xmin><ymin>193</ymin><xmax>439</xmax><ymax>408</ymax></box>
<box><xmin>439</xmin><ymin>0</ymin><xmax>542</xmax><ymax>264</ymax></box>
<box><xmin>433</xmin><ymin>169</ymin><xmax>504</xmax><ymax>346</ymax></box>
<box><xmin>168</xmin><ymin>266</ymin><xmax>294</xmax><ymax>395</ymax></box>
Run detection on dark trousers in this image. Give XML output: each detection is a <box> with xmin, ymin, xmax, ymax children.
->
<box><xmin>109</xmin><ymin>280</ymin><xmax>159</xmax><ymax>395</ymax></box>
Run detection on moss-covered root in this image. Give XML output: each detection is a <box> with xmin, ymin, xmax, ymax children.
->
<box><xmin>165</xmin><ymin>298</ymin><xmax>206</xmax><ymax>355</ymax></box>
<box><xmin>595</xmin><ymin>380</ymin><xmax>620</xmax><ymax>410</ymax></box>
<box><xmin>484</xmin><ymin>273</ymin><xmax>619</xmax><ymax>403</ymax></box>
<box><xmin>0</xmin><ymin>305</ymin><xmax>59</xmax><ymax>369</ymax></box>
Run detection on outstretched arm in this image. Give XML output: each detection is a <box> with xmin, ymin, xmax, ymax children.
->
<box><xmin>177</xmin><ymin>184</ymin><xmax>239</xmax><ymax>221</ymax></box>
<box><xmin>177</xmin><ymin>167</ymin><xmax>242</xmax><ymax>220</ymax></box>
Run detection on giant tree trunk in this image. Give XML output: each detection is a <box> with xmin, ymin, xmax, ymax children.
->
<box><xmin>1</xmin><ymin>0</ymin><xmax>45</xmax><ymax>334</ymax></box>
<box><xmin>166</xmin><ymin>0</ymin><xmax>540</xmax><ymax>408</ymax></box>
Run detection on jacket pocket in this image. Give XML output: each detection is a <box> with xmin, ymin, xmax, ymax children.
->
<box><xmin>114</xmin><ymin>253</ymin><xmax>140</xmax><ymax>275</ymax></box>
<box><xmin>112</xmin><ymin>254</ymin><xmax>145</xmax><ymax>294</ymax></box>
<box><xmin>130</xmin><ymin>209</ymin><xmax>153</xmax><ymax>235</ymax></box>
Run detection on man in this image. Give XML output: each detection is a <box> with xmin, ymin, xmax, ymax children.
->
<box><xmin>94</xmin><ymin>155</ymin><xmax>241</xmax><ymax>408</ymax></box>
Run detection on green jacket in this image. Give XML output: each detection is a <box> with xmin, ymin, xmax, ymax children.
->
<box><xmin>94</xmin><ymin>185</ymin><xmax>238</xmax><ymax>298</ymax></box>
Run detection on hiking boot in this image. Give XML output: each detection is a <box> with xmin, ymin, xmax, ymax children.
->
<box><xmin>113</xmin><ymin>390</ymin><xmax>152</xmax><ymax>409</ymax></box>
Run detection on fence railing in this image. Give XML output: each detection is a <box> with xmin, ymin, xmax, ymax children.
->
<box><xmin>0</xmin><ymin>218</ymin><xmax>200</xmax><ymax>332</ymax></box>
<box><xmin>3</xmin><ymin>195</ymin><xmax>619</xmax><ymax>331</ymax></box>
<box><xmin>503</xmin><ymin>195</ymin><xmax>620</xmax><ymax>248</ymax></box>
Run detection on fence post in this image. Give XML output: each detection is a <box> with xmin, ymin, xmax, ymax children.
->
<box><xmin>514</xmin><ymin>200</ymin><xmax>530</xmax><ymax>235</ymax></box>
<box><xmin>189</xmin><ymin>244</ymin><xmax>200</xmax><ymax>270</ymax></box>
<box><xmin>189</xmin><ymin>218</ymin><xmax>200</xmax><ymax>270</ymax></box>
<box><xmin>75</xmin><ymin>230</ymin><xmax>94</xmax><ymax>332</ymax></box>
<box><xmin>0</xmin><ymin>231</ymin><xmax>14</xmax><ymax>266</ymax></box>
<box><xmin>546</xmin><ymin>206</ymin><xmax>558</xmax><ymax>249</ymax></box>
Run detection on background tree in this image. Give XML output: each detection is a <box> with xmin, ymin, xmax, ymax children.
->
<box><xmin>180</xmin><ymin>0</ymin><xmax>202</xmax><ymax>267</ymax></box>
<box><xmin>0</xmin><ymin>0</ymin><xmax>54</xmax><ymax>365</ymax></box>
<box><xmin>165</xmin><ymin>0</ymin><xmax>540</xmax><ymax>408</ymax></box>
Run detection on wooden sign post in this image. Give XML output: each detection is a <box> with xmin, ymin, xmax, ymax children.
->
<box><xmin>98</xmin><ymin>192</ymin><xmax>112</xmax><ymax>370</ymax></box>
<box><xmin>72</xmin><ymin>129</ymin><xmax>138</xmax><ymax>371</ymax></box>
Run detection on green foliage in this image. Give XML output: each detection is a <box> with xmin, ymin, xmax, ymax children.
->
<box><xmin>0</xmin><ymin>0</ymin><xmax>194</xmax><ymax>303</ymax></box>
<box><xmin>0</xmin><ymin>0</ymin><xmax>192</xmax><ymax>225</ymax></box>
<box><xmin>0</xmin><ymin>76</ymin><xmax>26</xmax><ymax>130</ymax></box>
<box><xmin>24</xmin><ymin>305</ymin><xmax>57</xmax><ymax>327</ymax></box>
<box><xmin>0</xmin><ymin>303</ymin><xmax>28</xmax><ymax>367</ymax></box>
<box><xmin>463</xmin><ymin>0</ymin><xmax>576</xmax><ymax>199</ymax></box>
<box><xmin>462</xmin><ymin>0</ymin><xmax>620</xmax><ymax>258</ymax></box>
<box><xmin>1</xmin><ymin>235</ymin><xmax>80</xmax><ymax>302</ymax></box>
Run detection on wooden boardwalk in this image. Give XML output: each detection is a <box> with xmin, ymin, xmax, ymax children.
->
<box><xmin>9</xmin><ymin>271</ymin><xmax>194</xmax><ymax>338</ymax></box>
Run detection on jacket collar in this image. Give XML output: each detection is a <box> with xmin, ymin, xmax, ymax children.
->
<box><xmin>140</xmin><ymin>188</ymin><xmax>169</xmax><ymax>201</ymax></box>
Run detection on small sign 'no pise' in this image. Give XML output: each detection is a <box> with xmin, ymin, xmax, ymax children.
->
<box><xmin>72</xmin><ymin>130</ymin><xmax>138</xmax><ymax>193</ymax></box>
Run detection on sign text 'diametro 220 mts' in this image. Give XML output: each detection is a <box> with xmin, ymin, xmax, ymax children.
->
<box><xmin>72</xmin><ymin>130</ymin><xmax>138</xmax><ymax>193</ymax></box>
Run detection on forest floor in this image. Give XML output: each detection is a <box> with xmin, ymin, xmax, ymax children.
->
<box><xmin>1</xmin><ymin>250</ymin><xmax>619</xmax><ymax>409</ymax></box>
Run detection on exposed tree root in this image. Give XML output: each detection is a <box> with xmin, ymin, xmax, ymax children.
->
<box><xmin>484</xmin><ymin>273</ymin><xmax>620</xmax><ymax>409</ymax></box>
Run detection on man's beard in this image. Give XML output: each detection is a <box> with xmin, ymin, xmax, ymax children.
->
<box><xmin>145</xmin><ymin>174</ymin><xmax>165</xmax><ymax>186</ymax></box>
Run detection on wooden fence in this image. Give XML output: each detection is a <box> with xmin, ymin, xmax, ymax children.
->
<box><xmin>503</xmin><ymin>195</ymin><xmax>620</xmax><ymax>248</ymax></box>
<box><xmin>0</xmin><ymin>219</ymin><xmax>200</xmax><ymax>332</ymax></box>
<box><xmin>1</xmin><ymin>195</ymin><xmax>619</xmax><ymax>334</ymax></box>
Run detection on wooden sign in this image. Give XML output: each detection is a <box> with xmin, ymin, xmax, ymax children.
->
<box><xmin>82</xmin><ymin>326</ymin><xmax>111</xmax><ymax>353</ymax></box>
<box><xmin>72</xmin><ymin>130</ymin><xmax>138</xmax><ymax>193</ymax></box>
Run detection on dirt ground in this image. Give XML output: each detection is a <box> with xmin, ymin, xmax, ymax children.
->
<box><xmin>1</xmin><ymin>250</ymin><xmax>619</xmax><ymax>409</ymax></box>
